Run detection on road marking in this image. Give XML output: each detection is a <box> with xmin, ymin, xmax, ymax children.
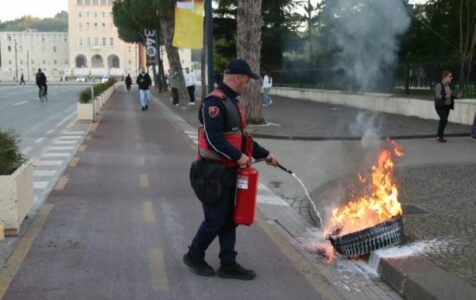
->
<box><xmin>66</xmin><ymin>119</ymin><xmax>76</xmax><ymax>129</ymax></box>
<box><xmin>0</xmin><ymin>203</ymin><xmax>54</xmax><ymax>298</ymax></box>
<box><xmin>138</xmin><ymin>157</ymin><xmax>146</xmax><ymax>166</ymax></box>
<box><xmin>55</xmin><ymin>111</ymin><xmax>76</xmax><ymax>128</ymax></box>
<box><xmin>144</xmin><ymin>201</ymin><xmax>157</xmax><ymax>223</ymax></box>
<box><xmin>258</xmin><ymin>195</ymin><xmax>289</xmax><ymax>206</ymax></box>
<box><xmin>63</xmin><ymin>131</ymin><xmax>84</xmax><ymax>135</ymax></box>
<box><xmin>34</xmin><ymin>137</ymin><xmax>45</xmax><ymax>144</ymax></box>
<box><xmin>79</xmin><ymin>145</ymin><xmax>87</xmax><ymax>152</ymax></box>
<box><xmin>91</xmin><ymin>123</ymin><xmax>99</xmax><ymax>132</ymax></box>
<box><xmin>54</xmin><ymin>176</ymin><xmax>70</xmax><ymax>190</ymax></box>
<box><xmin>70</xmin><ymin>157</ymin><xmax>80</xmax><ymax>167</ymax></box>
<box><xmin>136</xmin><ymin>143</ymin><xmax>143</xmax><ymax>150</ymax></box>
<box><xmin>11</xmin><ymin>100</ymin><xmax>28</xmax><ymax>106</ymax></box>
<box><xmin>22</xmin><ymin>146</ymin><xmax>32</xmax><ymax>155</ymax></box>
<box><xmin>256</xmin><ymin>214</ymin><xmax>341</xmax><ymax>300</ymax></box>
<box><xmin>58</xmin><ymin>136</ymin><xmax>82</xmax><ymax>140</ymax></box>
<box><xmin>41</xmin><ymin>152</ymin><xmax>69</xmax><ymax>158</ymax></box>
<box><xmin>140</xmin><ymin>174</ymin><xmax>150</xmax><ymax>188</ymax></box>
<box><xmin>33</xmin><ymin>181</ymin><xmax>49</xmax><ymax>190</ymax></box>
<box><xmin>46</xmin><ymin>129</ymin><xmax>55</xmax><ymax>135</ymax></box>
<box><xmin>49</xmin><ymin>146</ymin><xmax>75</xmax><ymax>151</ymax></box>
<box><xmin>148</xmin><ymin>249</ymin><xmax>169</xmax><ymax>292</ymax></box>
<box><xmin>33</xmin><ymin>170</ymin><xmax>56</xmax><ymax>177</ymax></box>
<box><xmin>54</xmin><ymin>140</ymin><xmax>77</xmax><ymax>145</ymax></box>
<box><xmin>35</xmin><ymin>160</ymin><xmax>63</xmax><ymax>166</ymax></box>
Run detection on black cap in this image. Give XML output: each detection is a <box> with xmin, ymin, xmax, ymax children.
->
<box><xmin>224</xmin><ymin>59</ymin><xmax>259</xmax><ymax>80</ymax></box>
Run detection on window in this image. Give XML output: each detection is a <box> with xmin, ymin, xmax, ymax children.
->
<box><xmin>102</xmin><ymin>23</ymin><xmax>106</xmax><ymax>29</ymax></box>
<box><xmin>65</xmin><ymin>60</ymin><xmax>69</xmax><ymax>65</ymax></box>
<box><xmin>95</xmin><ymin>38</ymin><xmax>98</xmax><ymax>46</ymax></box>
<box><xmin>43</xmin><ymin>60</ymin><xmax>46</xmax><ymax>64</ymax></box>
<box><xmin>87</xmin><ymin>37</ymin><xmax>91</xmax><ymax>46</ymax></box>
<box><xmin>54</xmin><ymin>60</ymin><xmax>57</xmax><ymax>65</ymax></box>
<box><xmin>86</xmin><ymin>12</ymin><xmax>90</xmax><ymax>17</ymax></box>
<box><xmin>102</xmin><ymin>37</ymin><xmax>106</xmax><ymax>46</ymax></box>
<box><xmin>101</xmin><ymin>0</ymin><xmax>106</xmax><ymax>5</ymax></box>
<box><xmin>53</xmin><ymin>46</ymin><xmax>57</xmax><ymax>52</ymax></box>
<box><xmin>20</xmin><ymin>60</ymin><xmax>23</xmax><ymax>65</ymax></box>
<box><xmin>86</xmin><ymin>22</ymin><xmax>90</xmax><ymax>29</ymax></box>
<box><xmin>85</xmin><ymin>0</ymin><xmax>90</xmax><ymax>5</ymax></box>
<box><xmin>19</xmin><ymin>46</ymin><xmax>23</xmax><ymax>52</ymax></box>
<box><xmin>77</xmin><ymin>0</ymin><xmax>83</xmax><ymax>5</ymax></box>
<box><xmin>79</xmin><ymin>38</ymin><xmax>83</xmax><ymax>46</ymax></box>
<box><xmin>78</xmin><ymin>12</ymin><xmax>82</xmax><ymax>17</ymax></box>
<box><xmin>8</xmin><ymin>60</ymin><xmax>12</xmax><ymax>65</ymax></box>
<box><xmin>93</xmin><ymin>0</ymin><xmax>98</xmax><ymax>5</ymax></box>
<box><xmin>31</xmin><ymin>60</ymin><xmax>35</xmax><ymax>65</ymax></box>
<box><xmin>7</xmin><ymin>46</ymin><xmax>11</xmax><ymax>52</ymax></box>
<box><xmin>94</xmin><ymin>23</ymin><xmax>98</xmax><ymax>29</ymax></box>
<box><xmin>102</xmin><ymin>12</ymin><xmax>105</xmax><ymax>18</ymax></box>
<box><xmin>79</xmin><ymin>23</ymin><xmax>82</xmax><ymax>30</ymax></box>
<box><xmin>110</xmin><ymin>38</ymin><xmax>114</xmax><ymax>46</ymax></box>
<box><xmin>7</xmin><ymin>34</ymin><xmax>11</xmax><ymax>41</ymax></box>
<box><xmin>94</xmin><ymin>12</ymin><xmax>98</xmax><ymax>18</ymax></box>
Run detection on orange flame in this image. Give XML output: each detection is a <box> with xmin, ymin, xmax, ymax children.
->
<box><xmin>326</xmin><ymin>140</ymin><xmax>404</xmax><ymax>237</ymax></box>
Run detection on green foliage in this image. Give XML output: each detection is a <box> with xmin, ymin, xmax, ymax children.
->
<box><xmin>78</xmin><ymin>79</ymin><xmax>117</xmax><ymax>104</ymax></box>
<box><xmin>0</xmin><ymin>129</ymin><xmax>26</xmax><ymax>176</ymax></box>
<box><xmin>0</xmin><ymin>11</ymin><xmax>68</xmax><ymax>32</ymax></box>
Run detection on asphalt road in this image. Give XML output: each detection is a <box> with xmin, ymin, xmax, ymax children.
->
<box><xmin>0</xmin><ymin>84</ymin><xmax>87</xmax><ymax>159</ymax></box>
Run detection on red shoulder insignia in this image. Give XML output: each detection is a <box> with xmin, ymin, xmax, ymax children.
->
<box><xmin>206</xmin><ymin>89</ymin><xmax>225</xmax><ymax>99</ymax></box>
<box><xmin>208</xmin><ymin>106</ymin><xmax>220</xmax><ymax>118</ymax></box>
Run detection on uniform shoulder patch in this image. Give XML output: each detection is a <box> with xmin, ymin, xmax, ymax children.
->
<box><xmin>208</xmin><ymin>106</ymin><xmax>220</xmax><ymax>118</ymax></box>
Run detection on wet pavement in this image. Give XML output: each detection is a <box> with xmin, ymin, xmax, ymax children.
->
<box><xmin>157</xmin><ymin>89</ymin><xmax>476</xmax><ymax>298</ymax></box>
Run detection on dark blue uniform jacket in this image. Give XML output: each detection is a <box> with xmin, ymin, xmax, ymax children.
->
<box><xmin>199</xmin><ymin>82</ymin><xmax>270</xmax><ymax>161</ymax></box>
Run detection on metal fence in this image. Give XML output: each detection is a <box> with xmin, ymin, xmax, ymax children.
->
<box><xmin>270</xmin><ymin>61</ymin><xmax>476</xmax><ymax>98</ymax></box>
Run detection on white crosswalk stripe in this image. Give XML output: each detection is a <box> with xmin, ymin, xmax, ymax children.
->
<box><xmin>35</xmin><ymin>160</ymin><xmax>63</xmax><ymax>166</ymax></box>
<box><xmin>41</xmin><ymin>152</ymin><xmax>69</xmax><ymax>158</ymax></box>
<box><xmin>54</xmin><ymin>140</ymin><xmax>77</xmax><ymax>145</ymax></box>
<box><xmin>34</xmin><ymin>181</ymin><xmax>49</xmax><ymax>190</ymax></box>
<box><xmin>58</xmin><ymin>136</ymin><xmax>82</xmax><ymax>140</ymax></box>
<box><xmin>34</xmin><ymin>170</ymin><xmax>56</xmax><ymax>177</ymax></box>
<box><xmin>49</xmin><ymin>146</ymin><xmax>75</xmax><ymax>151</ymax></box>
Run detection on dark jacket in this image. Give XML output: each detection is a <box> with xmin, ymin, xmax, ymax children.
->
<box><xmin>125</xmin><ymin>75</ymin><xmax>132</xmax><ymax>86</ymax></box>
<box><xmin>36</xmin><ymin>72</ymin><xmax>46</xmax><ymax>86</ymax></box>
<box><xmin>199</xmin><ymin>82</ymin><xmax>269</xmax><ymax>161</ymax></box>
<box><xmin>136</xmin><ymin>73</ymin><xmax>152</xmax><ymax>90</ymax></box>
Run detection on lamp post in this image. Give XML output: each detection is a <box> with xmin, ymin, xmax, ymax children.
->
<box><xmin>205</xmin><ymin>0</ymin><xmax>214</xmax><ymax>93</ymax></box>
<box><xmin>27</xmin><ymin>49</ymin><xmax>30</xmax><ymax>81</ymax></box>
<box><xmin>14</xmin><ymin>40</ymin><xmax>18</xmax><ymax>82</ymax></box>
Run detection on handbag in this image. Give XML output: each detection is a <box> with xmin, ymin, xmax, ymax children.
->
<box><xmin>189</xmin><ymin>160</ymin><xmax>226</xmax><ymax>205</ymax></box>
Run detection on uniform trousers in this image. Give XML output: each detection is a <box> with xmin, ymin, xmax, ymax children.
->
<box><xmin>190</xmin><ymin>167</ymin><xmax>238</xmax><ymax>265</ymax></box>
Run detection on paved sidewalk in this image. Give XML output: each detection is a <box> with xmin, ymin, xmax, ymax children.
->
<box><xmin>155</xmin><ymin>89</ymin><xmax>476</xmax><ymax>299</ymax></box>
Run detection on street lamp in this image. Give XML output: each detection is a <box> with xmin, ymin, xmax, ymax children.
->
<box><xmin>14</xmin><ymin>40</ymin><xmax>18</xmax><ymax>82</ymax></box>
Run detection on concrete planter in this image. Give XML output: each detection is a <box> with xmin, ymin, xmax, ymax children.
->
<box><xmin>0</xmin><ymin>161</ymin><xmax>33</xmax><ymax>236</ymax></box>
<box><xmin>78</xmin><ymin>102</ymin><xmax>94</xmax><ymax>121</ymax></box>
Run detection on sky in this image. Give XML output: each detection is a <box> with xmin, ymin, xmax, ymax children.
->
<box><xmin>0</xmin><ymin>0</ymin><xmax>67</xmax><ymax>22</ymax></box>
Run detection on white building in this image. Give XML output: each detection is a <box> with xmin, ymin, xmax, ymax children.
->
<box><xmin>0</xmin><ymin>31</ymin><xmax>69</xmax><ymax>81</ymax></box>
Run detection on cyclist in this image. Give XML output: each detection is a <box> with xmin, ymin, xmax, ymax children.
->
<box><xmin>35</xmin><ymin>68</ymin><xmax>48</xmax><ymax>100</ymax></box>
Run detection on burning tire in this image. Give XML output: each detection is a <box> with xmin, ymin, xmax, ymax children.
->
<box><xmin>328</xmin><ymin>216</ymin><xmax>403</xmax><ymax>257</ymax></box>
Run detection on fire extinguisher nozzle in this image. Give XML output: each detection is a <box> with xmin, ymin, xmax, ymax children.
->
<box><xmin>277</xmin><ymin>163</ymin><xmax>293</xmax><ymax>174</ymax></box>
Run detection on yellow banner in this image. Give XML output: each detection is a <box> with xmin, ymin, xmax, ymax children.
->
<box><xmin>172</xmin><ymin>0</ymin><xmax>204</xmax><ymax>49</ymax></box>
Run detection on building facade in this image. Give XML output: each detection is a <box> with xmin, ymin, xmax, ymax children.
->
<box><xmin>68</xmin><ymin>0</ymin><xmax>138</xmax><ymax>78</ymax></box>
<box><xmin>0</xmin><ymin>31</ymin><xmax>69</xmax><ymax>81</ymax></box>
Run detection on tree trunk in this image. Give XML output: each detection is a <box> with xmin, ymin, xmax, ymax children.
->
<box><xmin>236</xmin><ymin>0</ymin><xmax>265</xmax><ymax>124</ymax></box>
<box><xmin>201</xmin><ymin>16</ymin><xmax>207</xmax><ymax>100</ymax></box>
<box><xmin>158</xmin><ymin>9</ymin><xmax>189</xmax><ymax>101</ymax></box>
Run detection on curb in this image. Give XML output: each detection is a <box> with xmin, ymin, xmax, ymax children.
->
<box><xmin>251</xmin><ymin>132</ymin><xmax>470</xmax><ymax>141</ymax></box>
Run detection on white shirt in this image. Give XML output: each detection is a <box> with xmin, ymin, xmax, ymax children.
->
<box><xmin>262</xmin><ymin>75</ymin><xmax>272</xmax><ymax>89</ymax></box>
<box><xmin>185</xmin><ymin>71</ymin><xmax>196</xmax><ymax>87</ymax></box>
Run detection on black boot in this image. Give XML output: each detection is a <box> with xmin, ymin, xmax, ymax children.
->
<box><xmin>183</xmin><ymin>252</ymin><xmax>215</xmax><ymax>277</ymax></box>
<box><xmin>216</xmin><ymin>262</ymin><xmax>256</xmax><ymax>280</ymax></box>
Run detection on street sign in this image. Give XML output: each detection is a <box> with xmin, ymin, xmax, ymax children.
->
<box><xmin>144</xmin><ymin>29</ymin><xmax>158</xmax><ymax>65</ymax></box>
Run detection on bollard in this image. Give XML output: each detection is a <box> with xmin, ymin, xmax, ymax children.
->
<box><xmin>0</xmin><ymin>223</ymin><xmax>4</xmax><ymax>241</ymax></box>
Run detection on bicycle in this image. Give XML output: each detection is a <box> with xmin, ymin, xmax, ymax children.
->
<box><xmin>39</xmin><ymin>85</ymin><xmax>48</xmax><ymax>102</ymax></box>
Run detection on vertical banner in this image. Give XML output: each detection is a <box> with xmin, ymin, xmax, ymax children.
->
<box><xmin>172</xmin><ymin>0</ymin><xmax>204</xmax><ymax>49</ymax></box>
<box><xmin>144</xmin><ymin>29</ymin><xmax>158</xmax><ymax>65</ymax></box>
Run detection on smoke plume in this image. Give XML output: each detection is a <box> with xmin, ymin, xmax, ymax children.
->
<box><xmin>322</xmin><ymin>0</ymin><xmax>410</xmax><ymax>91</ymax></box>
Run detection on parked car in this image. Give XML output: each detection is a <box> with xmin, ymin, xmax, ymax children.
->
<box><xmin>101</xmin><ymin>75</ymin><xmax>110</xmax><ymax>83</ymax></box>
<box><xmin>76</xmin><ymin>76</ymin><xmax>86</xmax><ymax>82</ymax></box>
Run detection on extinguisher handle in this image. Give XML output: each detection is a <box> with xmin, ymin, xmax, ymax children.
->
<box><xmin>277</xmin><ymin>163</ymin><xmax>293</xmax><ymax>174</ymax></box>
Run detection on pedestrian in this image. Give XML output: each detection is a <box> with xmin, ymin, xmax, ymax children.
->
<box><xmin>185</xmin><ymin>67</ymin><xmax>197</xmax><ymax>105</ymax></box>
<box><xmin>136</xmin><ymin>67</ymin><xmax>152</xmax><ymax>111</ymax></box>
<box><xmin>471</xmin><ymin>112</ymin><xmax>476</xmax><ymax>141</ymax></box>
<box><xmin>169</xmin><ymin>69</ymin><xmax>180</xmax><ymax>107</ymax></box>
<box><xmin>434</xmin><ymin>70</ymin><xmax>461</xmax><ymax>143</ymax></box>
<box><xmin>261</xmin><ymin>70</ymin><xmax>273</xmax><ymax>107</ymax></box>
<box><xmin>19</xmin><ymin>73</ymin><xmax>25</xmax><ymax>85</ymax></box>
<box><xmin>125</xmin><ymin>74</ymin><xmax>132</xmax><ymax>92</ymax></box>
<box><xmin>185</xmin><ymin>59</ymin><xmax>280</xmax><ymax>280</ymax></box>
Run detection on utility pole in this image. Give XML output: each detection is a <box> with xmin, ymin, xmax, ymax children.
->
<box><xmin>27</xmin><ymin>49</ymin><xmax>30</xmax><ymax>81</ymax></box>
<box><xmin>14</xmin><ymin>40</ymin><xmax>18</xmax><ymax>82</ymax></box>
<box><xmin>205</xmin><ymin>0</ymin><xmax>214</xmax><ymax>93</ymax></box>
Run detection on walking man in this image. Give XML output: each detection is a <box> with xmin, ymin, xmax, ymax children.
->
<box><xmin>169</xmin><ymin>69</ymin><xmax>180</xmax><ymax>107</ymax></box>
<box><xmin>125</xmin><ymin>74</ymin><xmax>132</xmax><ymax>92</ymax></box>
<box><xmin>136</xmin><ymin>67</ymin><xmax>152</xmax><ymax>111</ymax></box>
<box><xmin>185</xmin><ymin>67</ymin><xmax>196</xmax><ymax>105</ymax></box>
<box><xmin>184</xmin><ymin>59</ymin><xmax>279</xmax><ymax>280</ymax></box>
<box><xmin>19</xmin><ymin>73</ymin><xmax>26</xmax><ymax>85</ymax></box>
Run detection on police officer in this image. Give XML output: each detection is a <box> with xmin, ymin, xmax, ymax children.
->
<box><xmin>184</xmin><ymin>59</ymin><xmax>279</xmax><ymax>280</ymax></box>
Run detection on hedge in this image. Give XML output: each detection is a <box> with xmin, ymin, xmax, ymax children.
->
<box><xmin>0</xmin><ymin>129</ymin><xmax>26</xmax><ymax>175</ymax></box>
<box><xmin>78</xmin><ymin>78</ymin><xmax>117</xmax><ymax>104</ymax></box>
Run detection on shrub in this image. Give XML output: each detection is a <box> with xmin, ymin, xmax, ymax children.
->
<box><xmin>78</xmin><ymin>82</ymin><xmax>113</xmax><ymax>103</ymax></box>
<box><xmin>0</xmin><ymin>129</ymin><xmax>26</xmax><ymax>175</ymax></box>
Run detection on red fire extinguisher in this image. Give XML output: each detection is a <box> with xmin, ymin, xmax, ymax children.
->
<box><xmin>233</xmin><ymin>166</ymin><xmax>259</xmax><ymax>226</ymax></box>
